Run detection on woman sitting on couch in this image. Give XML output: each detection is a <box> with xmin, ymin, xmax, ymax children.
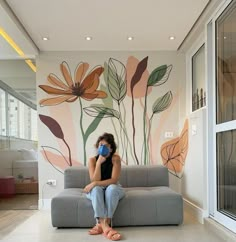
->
<box><xmin>84</xmin><ymin>133</ymin><xmax>125</xmax><ymax>241</ymax></box>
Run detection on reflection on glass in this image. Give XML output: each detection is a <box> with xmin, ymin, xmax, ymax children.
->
<box><xmin>31</xmin><ymin>109</ymin><xmax>38</xmax><ymax>141</ymax></box>
<box><xmin>217</xmin><ymin>130</ymin><xmax>236</xmax><ymax>220</ymax></box>
<box><xmin>5</xmin><ymin>94</ymin><xmax>37</xmax><ymax>141</ymax></box>
<box><xmin>192</xmin><ymin>44</ymin><xmax>206</xmax><ymax>112</ymax></box>
<box><xmin>216</xmin><ymin>1</ymin><xmax>236</xmax><ymax>124</ymax></box>
<box><xmin>8</xmin><ymin>95</ymin><xmax>18</xmax><ymax>137</ymax></box>
<box><xmin>0</xmin><ymin>88</ymin><xmax>6</xmax><ymax>136</ymax></box>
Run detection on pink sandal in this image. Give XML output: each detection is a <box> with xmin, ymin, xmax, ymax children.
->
<box><xmin>88</xmin><ymin>223</ymin><xmax>103</xmax><ymax>235</ymax></box>
<box><xmin>103</xmin><ymin>228</ymin><xmax>121</xmax><ymax>241</ymax></box>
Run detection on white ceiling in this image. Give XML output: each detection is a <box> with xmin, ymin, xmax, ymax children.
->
<box><xmin>2</xmin><ymin>0</ymin><xmax>210</xmax><ymax>54</ymax></box>
<box><xmin>0</xmin><ymin>0</ymin><xmax>38</xmax><ymax>59</ymax></box>
<box><xmin>0</xmin><ymin>0</ymin><xmax>211</xmax><ymax>105</ymax></box>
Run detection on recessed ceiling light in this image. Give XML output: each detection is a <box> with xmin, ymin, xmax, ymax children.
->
<box><xmin>42</xmin><ymin>37</ymin><xmax>49</xmax><ymax>41</ymax></box>
<box><xmin>224</xmin><ymin>36</ymin><xmax>227</xmax><ymax>39</ymax></box>
<box><xmin>127</xmin><ymin>36</ymin><xmax>134</xmax><ymax>41</ymax></box>
<box><xmin>169</xmin><ymin>36</ymin><xmax>175</xmax><ymax>40</ymax></box>
<box><xmin>85</xmin><ymin>36</ymin><xmax>92</xmax><ymax>41</ymax></box>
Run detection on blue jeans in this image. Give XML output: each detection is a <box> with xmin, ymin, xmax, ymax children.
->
<box><xmin>86</xmin><ymin>184</ymin><xmax>125</xmax><ymax>219</ymax></box>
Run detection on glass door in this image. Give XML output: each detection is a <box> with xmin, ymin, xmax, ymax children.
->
<box><xmin>212</xmin><ymin>0</ymin><xmax>236</xmax><ymax>232</ymax></box>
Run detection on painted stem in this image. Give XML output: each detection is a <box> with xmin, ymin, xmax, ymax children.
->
<box><xmin>143</xmin><ymin>86</ymin><xmax>149</xmax><ymax>164</ymax></box>
<box><xmin>147</xmin><ymin>113</ymin><xmax>154</xmax><ymax>165</ymax></box>
<box><xmin>118</xmin><ymin>103</ymin><xmax>125</xmax><ymax>160</ymax></box>
<box><xmin>121</xmin><ymin>102</ymin><xmax>128</xmax><ymax>162</ymax></box>
<box><xmin>111</xmin><ymin>118</ymin><xmax>119</xmax><ymax>151</ymax></box>
<box><xmin>131</xmin><ymin>91</ymin><xmax>139</xmax><ymax>165</ymax></box>
<box><xmin>119</xmin><ymin>118</ymin><xmax>136</xmax><ymax>163</ymax></box>
<box><xmin>79</xmin><ymin>98</ymin><xmax>86</xmax><ymax>166</ymax></box>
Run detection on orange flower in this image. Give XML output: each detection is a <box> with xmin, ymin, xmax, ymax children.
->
<box><xmin>160</xmin><ymin>119</ymin><xmax>188</xmax><ymax>178</ymax></box>
<box><xmin>39</xmin><ymin>61</ymin><xmax>107</xmax><ymax>106</ymax></box>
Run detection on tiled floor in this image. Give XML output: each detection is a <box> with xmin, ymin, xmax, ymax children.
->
<box><xmin>0</xmin><ymin>210</ymin><xmax>235</xmax><ymax>242</ymax></box>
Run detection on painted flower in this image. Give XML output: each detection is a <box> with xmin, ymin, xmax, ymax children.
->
<box><xmin>39</xmin><ymin>61</ymin><xmax>107</xmax><ymax>106</ymax></box>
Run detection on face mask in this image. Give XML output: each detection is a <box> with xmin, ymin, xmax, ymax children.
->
<box><xmin>98</xmin><ymin>144</ymin><xmax>110</xmax><ymax>156</ymax></box>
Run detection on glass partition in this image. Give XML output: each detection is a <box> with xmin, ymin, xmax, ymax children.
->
<box><xmin>216</xmin><ymin>1</ymin><xmax>236</xmax><ymax>124</ymax></box>
<box><xmin>0</xmin><ymin>88</ymin><xmax>6</xmax><ymax>136</ymax></box>
<box><xmin>216</xmin><ymin>0</ymin><xmax>236</xmax><ymax>221</ymax></box>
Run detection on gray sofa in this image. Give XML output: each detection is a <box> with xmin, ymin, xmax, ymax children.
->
<box><xmin>51</xmin><ymin>165</ymin><xmax>183</xmax><ymax>227</ymax></box>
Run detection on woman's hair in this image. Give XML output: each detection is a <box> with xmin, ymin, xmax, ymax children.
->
<box><xmin>95</xmin><ymin>133</ymin><xmax>117</xmax><ymax>156</ymax></box>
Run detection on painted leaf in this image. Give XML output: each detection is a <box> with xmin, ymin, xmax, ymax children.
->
<box><xmin>84</xmin><ymin>113</ymin><xmax>105</xmax><ymax>144</ymax></box>
<box><xmin>152</xmin><ymin>91</ymin><xmax>173</xmax><ymax>114</ymax></box>
<box><xmin>41</xmin><ymin>146</ymin><xmax>82</xmax><ymax>173</ymax></box>
<box><xmin>101</xmin><ymin>84</ymin><xmax>113</xmax><ymax>108</ymax></box>
<box><xmin>160</xmin><ymin>120</ymin><xmax>188</xmax><ymax>178</ymax></box>
<box><xmin>130</xmin><ymin>56</ymin><xmax>148</xmax><ymax>91</ymax></box>
<box><xmin>39</xmin><ymin>114</ymin><xmax>64</xmax><ymax>139</ymax></box>
<box><xmin>126</xmin><ymin>56</ymin><xmax>151</xmax><ymax>98</ymax></box>
<box><xmin>83</xmin><ymin>105</ymin><xmax>120</xmax><ymax>119</ymax></box>
<box><xmin>107</xmin><ymin>58</ymin><xmax>127</xmax><ymax>103</ymax></box>
<box><xmin>103</xmin><ymin>62</ymin><xmax>109</xmax><ymax>85</ymax></box>
<box><xmin>147</xmin><ymin>65</ymin><xmax>173</xmax><ymax>86</ymax></box>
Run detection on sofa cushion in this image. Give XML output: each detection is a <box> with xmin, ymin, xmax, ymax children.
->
<box><xmin>113</xmin><ymin>187</ymin><xmax>183</xmax><ymax>226</ymax></box>
<box><xmin>119</xmin><ymin>165</ymin><xmax>169</xmax><ymax>187</ymax></box>
<box><xmin>51</xmin><ymin>186</ymin><xmax>183</xmax><ymax>227</ymax></box>
<box><xmin>51</xmin><ymin>188</ymin><xmax>94</xmax><ymax>227</ymax></box>
<box><xmin>64</xmin><ymin>165</ymin><xmax>169</xmax><ymax>189</ymax></box>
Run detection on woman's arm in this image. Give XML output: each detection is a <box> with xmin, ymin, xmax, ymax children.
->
<box><xmin>84</xmin><ymin>154</ymin><xmax>121</xmax><ymax>193</ymax></box>
<box><xmin>88</xmin><ymin>156</ymin><xmax>106</xmax><ymax>182</ymax></box>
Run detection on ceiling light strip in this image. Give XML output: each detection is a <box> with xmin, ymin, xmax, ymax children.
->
<box><xmin>25</xmin><ymin>59</ymin><xmax>37</xmax><ymax>72</ymax></box>
<box><xmin>0</xmin><ymin>27</ymin><xmax>36</xmax><ymax>72</ymax></box>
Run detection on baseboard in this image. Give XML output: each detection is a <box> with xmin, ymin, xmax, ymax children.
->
<box><xmin>183</xmin><ymin>198</ymin><xmax>208</xmax><ymax>224</ymax></box>
<box><xmin>38</xmin><ymin>199</ymin><xmax>51</xmax><ymax>210</ymax></box>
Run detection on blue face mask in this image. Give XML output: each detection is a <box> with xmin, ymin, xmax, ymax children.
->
<box><xmin>98</xmin><ymin>144</ymin><xmax>110</xmax><ymax>156</ymax></box>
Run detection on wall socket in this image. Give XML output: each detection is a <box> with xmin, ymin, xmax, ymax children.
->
<box><xmin>165</xmin><ymin>131</ymin><xmax>174</xmax><ymax>138</ymax></box>
<box><xmin>47</xmin><ymin>179</ymin><xmax>57</xmax><ymax>186</ymax></box>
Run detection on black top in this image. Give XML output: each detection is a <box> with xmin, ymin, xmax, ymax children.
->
<box><xmin>96</xmin><ymin>155</ymin><xmax>113</xmax><ymax>181</ymax></box>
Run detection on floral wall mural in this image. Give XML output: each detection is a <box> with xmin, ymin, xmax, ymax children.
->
<box><xmin>38</xmin><ymin>54</ymin><xmax>188</xmax><ymax>178</ymax></box>
<box><xmin>39</xmin><ymin>62</ymin><xmax>107</xmax><ymax>166</ymax></box>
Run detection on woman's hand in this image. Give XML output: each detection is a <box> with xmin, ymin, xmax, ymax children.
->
<box><xmin>97</xmin><ymin>155</ymin><xmax>106</xmax><ymax>164</ymax></box>
<box><xmin>83</xmin><ymin>181</ymin><xmax>97</xmax><ymax>193</ymax></box>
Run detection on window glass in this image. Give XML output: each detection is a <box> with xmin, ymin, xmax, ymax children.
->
<box><xmin>217</xmin><ymin>130</ymin><xmax>236</xmax><ymax>219</ymax></box>
<box><xmin>216</xmin><ymin>2</ymin><xmax>236</xmax><ymax>123</ymax></box>
<box><xmin>192</xmin><ymin>44</ymin><xmax>206</xmax><ymax>112</ymax></box>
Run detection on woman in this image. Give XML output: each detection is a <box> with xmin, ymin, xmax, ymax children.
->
<box><xmin>84</xmin><ymin>133</ymin><xmax>125</xmax><ymax>241</ymax></box>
